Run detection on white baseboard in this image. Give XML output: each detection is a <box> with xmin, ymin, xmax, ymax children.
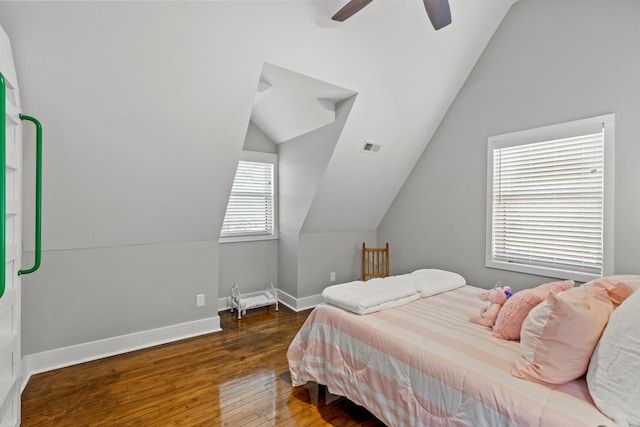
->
<box><xmin>276</xmin><ymin>289</ymin><xmax>324</xmax><ymax>312</ymax></box>
<box><xmin>22</xmin><ymin>315</ymin><xmax>221</xmax><ymax>392</ymax></box>
<box><xmin>218</xmin><ymin>290</ymin><xmax>323</xmax><ymax>313</ymax></box>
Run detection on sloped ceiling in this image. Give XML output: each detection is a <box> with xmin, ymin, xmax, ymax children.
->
<box><xmin>0</xmin><ymin>0</ymin><xmax>518</xmax><ymax>251</ymax></box>
<box><xmin>300</xmin><ymin>0</ymin><xmax>520</xmax><ymax>232</ymax></box>
<box><xmin>251</xmin><ymin>0</ymin><xmax>520</xmax><ymax>236</ymax></box>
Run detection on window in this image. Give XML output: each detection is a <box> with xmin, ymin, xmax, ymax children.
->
<box><xmin>220</xmin><ymin>151</ymin><xmax>278</xmax><ymax>242</ymax></box>
<box><xmin>486</xmin><ymin>114</ymin><xmax>614</xmax><ymax>282</ymax></box>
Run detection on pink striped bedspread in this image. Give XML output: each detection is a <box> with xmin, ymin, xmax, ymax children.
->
<box><xmin>287</xmin><ymin>285</ymin><xmax>616</xmax><ymax>427</ymax></box>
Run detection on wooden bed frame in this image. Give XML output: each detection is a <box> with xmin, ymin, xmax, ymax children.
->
<box><xmin>361</xmin><ymin>242</ymin><xmax>389</xmax><ymax>281</ymax></box>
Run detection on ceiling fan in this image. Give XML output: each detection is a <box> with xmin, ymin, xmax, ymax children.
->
<box><xmin>332</xmin><ymin>0</ymin><xmax>452</xmax><ymax>30</ymax></box>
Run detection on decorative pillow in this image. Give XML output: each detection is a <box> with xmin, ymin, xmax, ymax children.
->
<box><xmin>587</xmin><ymin>288</ymin><xmax>640</xmax><ymax>426</ymax></box>
<box><xmin>606</xmin><ymin>282</ymin><xmax>637</xmax><ymax>308</ymax></box>
<box><xmin>512</xmin><ymin>286</ymin><xmax>613</xmax><ymax>384</ymax></box>
<box><xmin>581</xmin><ymin>275</ymin><xmax>640</xmax><ymax>307</ymax></box>
<box><xmin>493</xmin><ymin>280</ymin><xmax>574</xmax><ymax>340</ymax></box>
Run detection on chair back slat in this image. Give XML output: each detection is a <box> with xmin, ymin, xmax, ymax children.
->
<box><xmin>361</xmin><ymin>242</ymin><xmax>389</xmax><ymax>281</ymax></box>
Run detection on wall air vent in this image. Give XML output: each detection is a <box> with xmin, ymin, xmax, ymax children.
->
<box><xmin>361</xmin><ymin>140</ymin><xmax>382</xmax><ymax>154</ymax></box>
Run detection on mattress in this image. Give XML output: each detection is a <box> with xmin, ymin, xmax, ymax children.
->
<box><xmin>287</xmin><ymin>285</ymin><xmax>615</xmax><ymax>427</ymax></box>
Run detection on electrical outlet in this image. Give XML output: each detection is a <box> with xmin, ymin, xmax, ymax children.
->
<box><xmin>196</xmin><ymin>294</ymin><xmax>205</xmax><ymax>307</ymax></box>
<box><xmin>330</xmin><ymin>272</ymin><xmax>336</xmax><ymax>282</ymax></box>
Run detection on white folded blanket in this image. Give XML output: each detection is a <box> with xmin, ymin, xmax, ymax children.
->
<box><xmin>322</xmin><ymin>277</ymin><xmax>419</xmax><ymax>315</ymax></box>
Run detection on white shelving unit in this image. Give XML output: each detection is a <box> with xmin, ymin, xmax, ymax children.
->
<box><xmin>0</xmin><ymin>25</ymin><xmax>22</xmax><ymax>425</ymax></box>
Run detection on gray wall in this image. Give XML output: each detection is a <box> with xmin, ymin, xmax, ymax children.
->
<box><xmin>379</xmin><ymin>0</ymin><xmax>640</xmax><ymax>291</ymax></box>
<box><xmin>6</xmin><ymin>2</ymin><xmax>237</xmax><ymax>355</ymax></box>
<box><xmin>218</xmin><ymin>122</ymin><xmax>278</xmax><ymax>303</ymax></box>
<box><xmin>23</xmin><ymin>242</ymin><xmax>217</xmax><ymax>354</ymax></box>
<box><xmin>278</xmin><ymin>98</ymin><xmax>356</xmax><ymax>298</ymax></box>
<box><xmin>298</xmin><ymin>230</ymin><xmax>376</xmax><ymax>297</ymax></box>
<box><xmin>218</xmin><ymin>240</ymin><xmax>278</xmax><ymax>303</ymax></box>
<box><xmin>219</xmin><ymin>98</ymin><xmax>366</xmax><ymax>303</ymax></box>
<box><xmin>0</xmin><ymin>1</ymin><xmax>362</xmax><ymax>356</ymax></box>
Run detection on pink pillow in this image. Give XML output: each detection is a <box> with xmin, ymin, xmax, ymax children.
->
<box><xmin>582</xmin><ymin>274</ymin><xmax>640</xmax><ymax>292</ymax></box>
<box><xmin>582</xmin><ymin>275</ymin><xmax>640</xmax><ymax>307</ymax></box>
<box><xmin>493</xmin><ymin>280</ymin><xmax>574</xmax><ymax>340</ymax></box>
<box><xmin>512</xmin><ymin>286</ymin><xmax>614</xmax><ymax>384</ymax></box>
<box><xmin>605</xmin><ymin>282</ymin><xmax>636</xmax><ymax>307</ymax></box>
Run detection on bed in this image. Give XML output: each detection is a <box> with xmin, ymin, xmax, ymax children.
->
<box><xmin>287</xmin><ymin>282</ymin><xmax>618</xmax><ymax>427</ymax></box>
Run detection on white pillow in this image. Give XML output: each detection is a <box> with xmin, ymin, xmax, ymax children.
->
<box><xmin>587</xmin><ymin>288</ymin><xmax>640</xmax><ymax>427</ymax></box>
<box><xmin>407</xmin><ymin>269</ymin><xmax>466</xmax><ymax>297</ymax></box>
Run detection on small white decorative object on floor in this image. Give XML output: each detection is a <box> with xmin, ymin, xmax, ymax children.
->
<box><xmin>230</xmin><ymin>283</ymin><xmax>279</xmax><ymax>320</ymax></box>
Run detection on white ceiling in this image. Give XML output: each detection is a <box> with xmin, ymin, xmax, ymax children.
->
<box><xmin>0</xmin><ymin>0</ymin><xmax>519</xmax><ymax>250</ymax></box>
<box><xmin>299</xmin><ymin>0</ymin><xmax>520</xmax><ymax>232</ymax></box>
<box><xmin>251</xmin><ymin>62</ymin><xmax>356</xmax><ymax>143</ymax></box>
<box><xmin>246</xmin><ymin>0</ymin><xmax>520</xmax><ymax>235</ymax></box>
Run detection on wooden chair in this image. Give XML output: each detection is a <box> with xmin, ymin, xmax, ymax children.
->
<box><xmin>361</xmin><ymin>242</ymin><xmax>389</xmax><ymax>281</ymax></box>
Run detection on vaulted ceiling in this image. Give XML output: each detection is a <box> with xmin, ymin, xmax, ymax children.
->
<box><xmin>0</xmin><ymin>0</ymin><xmax>519</xmax><ymax>251</ymax></box>
<box><xmin>254</xmin><ymin>0</ymin><xmax>521</xmax><ymax>234</ymax></box>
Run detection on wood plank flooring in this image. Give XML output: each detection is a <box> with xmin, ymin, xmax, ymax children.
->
<box><xmin>22</xmin><ymin>305</ymin><xmax>386</xmax><ymax>426</ymax></box>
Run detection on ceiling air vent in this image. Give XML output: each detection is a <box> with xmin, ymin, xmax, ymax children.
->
<box><xmin>361</xmin><ymin>140</ymin><xmax>382</xmax><ymax>154</ymax></box>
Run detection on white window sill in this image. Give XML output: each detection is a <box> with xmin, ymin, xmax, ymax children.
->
<box><xmin>486</xmin><ymin>259</ymin><xmax>602</xmax><ymax>284</ymax></box>
<box><xmin>219</xmin><ymin>233</ymin><xmax>279</xmax><ymax>244</ymax></box>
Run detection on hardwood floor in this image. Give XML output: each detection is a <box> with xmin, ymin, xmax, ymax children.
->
<box><xmin>22</xmin><ymin>305</ymin><xmax>386</xmax><ymax>426</ymax></box>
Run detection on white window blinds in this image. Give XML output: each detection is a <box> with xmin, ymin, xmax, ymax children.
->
<box><xmin>487</xmin><ymin>115</ymin><xmax>614</xmax><ymax>281</ymax></box>
<box><xmin>221</xmin><ymin>157</ymin><xmax>276</xmax><ymax>238</ymax></box>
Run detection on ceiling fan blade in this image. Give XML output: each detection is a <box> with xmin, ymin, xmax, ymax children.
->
<box><xmin>331</xmin><ymin>0</ymin><xmax>374</xmax><ymax>22</ymax></box>
<box><xmin>423</xmin><ymin>0</ymin><xmax>452</xmax><ymax>30</ymax></box>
